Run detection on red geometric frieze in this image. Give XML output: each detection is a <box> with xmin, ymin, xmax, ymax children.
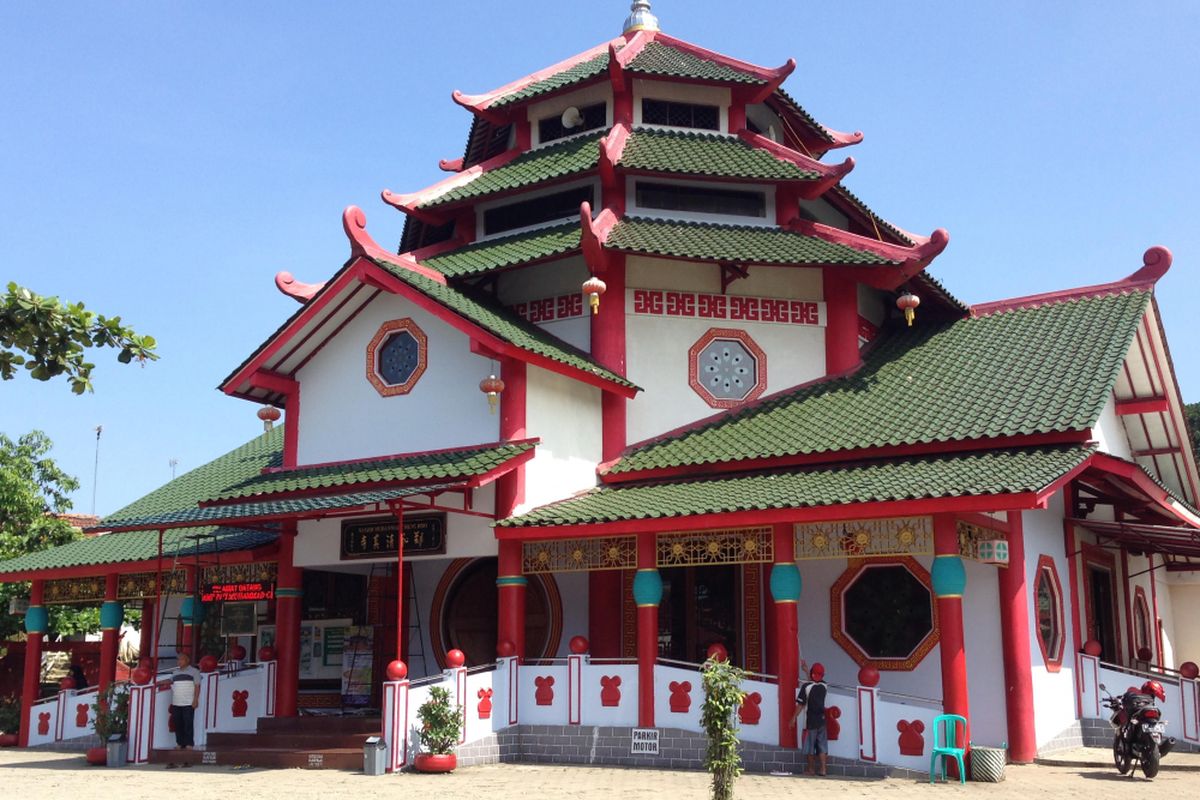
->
<box><xmin>534</xmin><ymin>676</ymin><xmax>555</xmax><ymax>706</ymax></box>
<box><xmin>738</xmin><ymin>691</ymin><xmax>762</xmax><ymax>725</ymax></box>
<box><xmin>600</xmin><ymin>675</ymin><xmax>622</xmax><ymax>707</ymax></box>
<box><xmin>897</xmin><ymin>719</ymin><xmax>925</xmax><ymax>756</ymax></box>
<box><xmin>688</xmin><ymin>327</ymin><xmax>768</xmax><ymax>409</ymax></box>
<box><xmin>231</xmin><ymin>690</ymin><xmax>249</xmax><ymax>718</ymax></box>
<box><xmin>477</xmin><ymin>688</ymin><xmax>493</xmax><ymax>719</ymax></box>
<box><xmin>511</xmin><ymin>293</ymin><xmax>586</xmax><ymax>325</ymax></box>
<box><xmin>668</xmin><ymin>681</ymin><xmax>692</xmax><ymax>713</ymax></box>
<box><xmin>632</xmin><ymin>289</ymin><xmax>824</xmax><ymax>327</ymax></box>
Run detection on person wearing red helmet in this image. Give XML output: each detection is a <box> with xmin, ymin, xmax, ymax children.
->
<box><xmin>790</xmin><ymin>661</ymin><xmax>829</xmax><ymax>776</ymax></box>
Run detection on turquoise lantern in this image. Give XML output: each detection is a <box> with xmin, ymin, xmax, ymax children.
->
<box><xmin>931</xmin><ymin>555</ymin><xmax>967</xmax><ymax>598</ymax></box>
<box><xmin>100</xmin><ymin>601</ymin><xmax>124</xmax><ymax>630</ymax></box>
<box><xmin>632</xmin><ymin>569</ymin><xmax>663</xmax><ymax>606</ymax></box>
<box><xmin>769</xmin><ymin>563</ymin><xmax>802</xmax><ymax>603</ymax></box>
<box><xmin>24</xmin><ymin>605</ymin><xmax>48</xmax><ymax>635</ymax></box>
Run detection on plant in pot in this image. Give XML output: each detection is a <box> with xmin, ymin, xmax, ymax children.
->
<box><xmin>414</xmin><ymin>685</ymin><xmax>462</xmax><ymax>773</ymax></box>
<box><xmin>90</xmin><ymin>683</ymin><xmax>130</xmax><ymax>767</ymax></box>
<box><xmin>0</xmin><ymin>697</ymin><xmax>20</xmax><ymax>746</ymax></box>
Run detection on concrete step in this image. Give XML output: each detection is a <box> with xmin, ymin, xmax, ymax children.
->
<box><xmin>257</xmin><ymin>715</ymin><xmax>381</xmax><ymax>735</ymax></box>
<box><xmin>149</xmin><ymin>746</ymin><xmax>363</xmax><ymax>770</ymax></box>
<box><xmin>205</xmin><ymin>731</ymin><xmax>376</xmax><ymax>749</ymax></box>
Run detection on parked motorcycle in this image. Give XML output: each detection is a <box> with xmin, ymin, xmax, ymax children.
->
<box><xmin>1100</xmin><ymin>681</ymin><xmax>1176</xmax><ymax>779</ymax></box>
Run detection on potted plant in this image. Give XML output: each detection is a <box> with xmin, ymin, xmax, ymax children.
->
<box><xmin>90</xmin><ymin>683</ymin><xmax>130</xmax><ymax>767</ymax></box>
<box><xmin>0</xmin><ymin>697</ymin><xmax>20</xmax><ymax>746</ymax></box>
<box><xmin>413</xmin><ymin>685</ymin><xmax>462</xmax><ymax>773</ymax></box>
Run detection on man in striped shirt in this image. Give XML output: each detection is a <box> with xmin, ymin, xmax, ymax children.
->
<box><xmin>167</xmin><ymin>652</ymin><xmax>201</xmax><ymax>766</ymax></box>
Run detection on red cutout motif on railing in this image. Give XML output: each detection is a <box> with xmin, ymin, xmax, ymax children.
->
<box><xmin>231</xmin><ymin>690</ymin><xmax>249</xmax><ymax>718</ymax></box>
<box><xmin>37</xmin><ymin>712</ymin><xmax>50</xmax><ymax>735</ymax></box>
<box><xmin>600</xmin><ymin>675</ymin><xmax>622</xmax><ymax>707</ymax></box>
<box><xmin>738</xmin><ymin>691</ymin><xmax>762</xmax><ymax>725</ymax></box>
<box><xmin>75</xmin><ymin>703</ymin><xmax>89</xmax><ymax>728</ymax></box>
<box><xmin>534</xmin><ymin>676</ymin><xmax>555</xmax><ymax>706</ymax></box>
<box><xmin>826</xmin><ymin>706</ymin><xmax>841</xmax><ymax>740</ymax></box>
<box><xmin>897</xmin><ymin>719</ymin><xmax>925</xmax><ymax>756</ymax></box>
<box><xmin>668</xmin><ymin>681</ymin><xmax>692</xmax><ymax>713</ymax></box>
<box><xmin>477</xmin><ymin>688</ymin><xmax>493</xmax><ymax>719</ymax></box>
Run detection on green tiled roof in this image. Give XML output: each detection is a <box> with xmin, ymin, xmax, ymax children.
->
<box><xmin>421</xmin><ymin>134</ymin><xmax>604</xmax><ymax>209</ymax></box>
<box><xmin>606</xmin><ymin>217</ymin><xmax>898</xmax><ymax>265</ymax></box>
<box><xmin>105</xmin><ymin>427</ymin><xmax>284</xmax><ymax>523</ymax></box>
<box><xmin>102</xmin><ymin>486</ymin><xmax>448</xmax><ymax>531</ymax></box>
<box><xmin>420</xmin><ymin>224</ymin><xmax>582</xmax><ymax>278</ymax></box>
<box><xmin>501</xmin><ymin>445</ymin><xmax>1096</xmax><ymax>527</ymax></box>
<box><xmin>619</xmin><ymin>128</ymin><xmax>819</xmax><ymax>180</ymax></box>
<box><xmin>373</xmin><ymin>256</ymin><xmax>637</xmax><ymax>390</ymax></box>
<box><xmin>215</xmin><ymin>441</ymin><xmax>536</xmax><ymax>501</ymax></box>
<box><xmin>611</xmin><ymin>291</ymin><xmax>1151</xmax><ymax>475</ymax></box>
<box><xmin>626</xmin><ymin>42</ymin><xmax>767</xmax><ymax>85</ymax></box>
<box><xmin>490</xmin><ymin>51</ymin><xmax>611</xmax><ymax>109</ymax></box>
<box><xmin>0</xmin><ymin>528</ymin><xmax>277</xmax><ymax>576</ymax></box>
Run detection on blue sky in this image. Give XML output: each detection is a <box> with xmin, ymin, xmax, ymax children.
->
<box><xmin>2</xmin><ymin>1</ymin><xmax>1198</xmax><ymax>516</ymax></box>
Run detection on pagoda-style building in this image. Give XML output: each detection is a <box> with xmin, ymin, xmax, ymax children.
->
<box><xmin>4</xmin><ymin>2</ymin><xmax>1199</xmax><ymax>773</ymax></box>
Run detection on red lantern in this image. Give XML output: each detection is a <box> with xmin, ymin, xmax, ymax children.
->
<box><xmin>479</xmin><ymin>374</ymin><xmax>505</xmax><ymax>414</ymax></box>
<box><xmin>582</xmin><ymin>276</ymin><xmax>607</xmax><ymax>315</ymax></box>
<box><xmin>256</xmin><ymin>406</ymin><xmax>281</xmax><ymax>432</ymax></box>
<box><xmin>896</xmin><ymin>291</ymin><xmax>920</xmax><ymax>327</ymax></box>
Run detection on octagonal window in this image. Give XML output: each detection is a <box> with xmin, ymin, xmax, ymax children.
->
<box><xmin>688</xmin><ymin>328</ymin><xmax>767</xmax><ymax>409</ymax></box>
<box><xmin>831</xmin><ymin>557</ymin><xmax>939</xmax><ymax>671</ymax></box>
<box><xmin>1034</xmin><ymin>555</ymin><xmax>1064</xmax><ymax>671</ymax></box>
<box><xmin>366</xmin><ymin>318</ymin><xmax>428</xmax><ymax>397</ymax></box>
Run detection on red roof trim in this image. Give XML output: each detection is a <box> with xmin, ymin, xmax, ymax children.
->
<box><xmin>0</xmin><ymin>541</ymin><xmax>279</xmax><ymax>583</ymax></box>
<box><xmin>971</xmin><ymin>246</ymin><xmax>1171</xmax><ymax>317</ymax></box>
<box><xmin>382</xmin><ymin>147</ymin><xmax>525</xmax><ymax>215</ymax></box>
<box><xmin>453</xmin><ymin>38</ymin><xmax>621</xmax><ymax>113</ymax></box>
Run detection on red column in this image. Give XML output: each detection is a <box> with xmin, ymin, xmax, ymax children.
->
<box><xmin>771</xmin><ymin>523</ymin><xmax>800</xmax><ymax>748</ymax></box>
<box><xmin>592</xmin><ymin>256</ymin><xmax>627</xmax><ymax>463</ymax></box>
<box><xmin>275</xmin><ymin>525</ymin><xmax>303</xmax><ymax>717</ymax></box>
<box><xmin>394</xmin><ymin>507</ymin><xmax>405</xmax><ymax>661</ymax></box>
<box><xmin>932</xmin><ymin>514</ymin><xmax>970</xmax><ymax>753</ymax></box>
<box><xmin>495</xmin><ymin>358</ymin><xmax>527</xmax><ymax>518</ymax></box>
<box><xmin>139</xmin><ymin>598</ymin><xmax>154</xmax><ymax>662</ymax></box>
<box><xmin>634</xmin><ymin>533</ymin><xmax>660</xmax><ymax>727</ymax></box>
<box><xmin>19</xmin><ymin>580</ymin><xmax>46</xmax><ymax>747</ymax></box>
<box><xmin>98</xmin><ymin>573</ymin><xmax>121</xmax><ymax>693</ymax></box>
<box><xmin>823</xmin><ymin>269</ymin><xmax>860</xmax><ymax>376</ymax></box>
<box><xmin>997</xmin><ymin>512</ymin><xmax>1037</xmax><ymax>763</ymax></box>
<box><xmin>497</xmin><ymin>540</ymin><xmax>527</xmax><ymax>659</ymax></box>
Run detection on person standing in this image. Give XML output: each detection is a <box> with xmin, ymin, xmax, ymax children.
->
<box><xmin>167</xmin><ymin>652</ymin><xmax>201</xmax><ymax>767</ymax></box>
<box><xmin>790</xmin><ymin>662</ymin><xmax>829</xmax><ymax>776</ymax></box>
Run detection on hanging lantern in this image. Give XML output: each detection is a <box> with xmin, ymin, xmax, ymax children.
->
<box><xmin>896</xmin><ymin>291</ymin><xmax>920</xmax><ymax>327</ymax></box>
<box><xmin>582</xmin><ymin>276</ymin><xmax>607</xmax><ymax>315</ymax></box>
<box><xmin>257</xmin><ymin>405</ymin><xmax>281</xmax><ymax>431</ymax></box>
<box><xmin>479</xmin><ymin>374</ymin><xmax>505</xmax><ymax>414</ymax></box>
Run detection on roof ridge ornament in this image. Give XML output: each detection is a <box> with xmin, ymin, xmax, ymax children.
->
<box><xmin>623</xmin><ymin>1</ymin><xmax>659</xmax><ymax>34</ymax></box>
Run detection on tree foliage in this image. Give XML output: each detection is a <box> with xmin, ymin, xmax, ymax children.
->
<box><xmin>416</xmin><ymin>685</ymin><xmax>462</xmax><ymax>755</ymax></box>
<box><xmin>0</xmin><ymin>431</ymin><xmax>96</xmax><ymax>641</ymax></box>
<box><xmin>700</xmin><ymin>656</ymin><xmax>747</xmax><ymax>800</ymax></box>
<box><xmin>1</xmin><ymin>283</ymin><xmax>157</xmax><ymax>394</ymax></box>
<box><xmin>1185</xmin><ymin>402</ymin><xmax>1200</xmax><ymax>464</ymax></box>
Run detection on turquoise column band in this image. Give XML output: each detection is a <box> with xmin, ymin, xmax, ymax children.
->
<box><xmin>276</xmin><ymin>587</ymin><xmax>303</xmax><ymax>599</ymax></box>
<box><xmin>24</xmin><ymin>605</ymin><xmax>48</xmax><ymax>635</ymax></box>
<box><xmin>99</xmin><ymin>600</ymin><xmax>124</xmax><ymax>630</ymax></box>
<box><xmin>769</xmin><ymin>563</ymin><xmax>802</xmax><ymax>603</ymax></box>
<box><xmin>496</xmin><ymin>575</ymin><xmax>528</xmax><ymax>587</ymax></box>
<box><xmin>632</xmin><ymin>569</ymin><xmax>662</xmax><ymax>607</ymax></box>
<box><xmin>931</xmin><ymin>555</ymin><xmax>967</xmax><ymax>598</ymax></box>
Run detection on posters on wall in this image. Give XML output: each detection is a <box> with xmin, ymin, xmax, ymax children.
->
<box><xmin>298</xmin><ymin>619</ymin><xmax>353</xmax><ymax>681</ymax></box>
<box><xmin>340</xmin><ymin>626</ymin><xmax>374</xmax><ymax>706</ymax></box>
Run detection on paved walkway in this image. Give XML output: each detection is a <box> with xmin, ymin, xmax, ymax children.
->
<box><xmin>1038</xmin><ymin>746</ymin><xmax>1200</xmax><ymax>772</ymax></box>
<box><xmin>2</xmin><ymin>751</ymin><xmax>1200</xmax><ymax>798</ymax></box>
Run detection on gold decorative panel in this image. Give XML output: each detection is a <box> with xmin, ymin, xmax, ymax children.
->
<box><xmin>203</xmin><ymin>561</ymin><xmax>277</xmax><ymax>586</ymax></box>
<box><xmin>523</xmin><ymin>537</ymin><xmax>637</xmax><ymax>574</ymax></box>
<box><xmin>794</xmin><ymin>517</ymin><xmax>932</xmax><ymax>560</ymax></box>
<box><xmin>656</xmin><ymin>527</ymin><xmax>773</xmax><ymax>567</ymax></box>
<box><xmin>118</xmin><ymin>571</ymin><xmax>187</xmax><ymax>601</ymax></box>
<box><xmin>45</xmin><ymin>576</ymin><xmax>105</xmax><ymax>605</ymax></box>
<box><xmin>957</xmin><ymin>521</ymin><xmax>1007</xmax><ymax>561</ymax></box>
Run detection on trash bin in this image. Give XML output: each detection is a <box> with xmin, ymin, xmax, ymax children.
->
<box><xmin>363</xmin><ymin>736</ymin><xmax>388</xmax><ymax>775</ymax></box>
<box><xmin>105</xmin><ymin>735</ymin><xmax>128</xmax><ymax>768</ymax></box>
<box><xmin>970</xmin><ymin>745</ymin><xmax>1006</xmax><ymax>782</ymax></box>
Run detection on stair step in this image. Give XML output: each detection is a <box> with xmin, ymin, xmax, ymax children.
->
<box><xmin>206</xmin><ymin>732</ymin><xmax>375</xmax><ymax>749</ymax></box>
<box><xmin>257</xmin><ymin>716</ymin><xmax>381</xmax><ymax>735</ymax></box>
<box><xmin>149</xmin><ymin>746</ymin><xmax>363</xmax><ymax>771</ymax></box>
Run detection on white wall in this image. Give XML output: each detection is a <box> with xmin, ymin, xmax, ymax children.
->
<box><xmin>521</xmin><ymin>365</ymin><xmax>603</xmax><ymax>512</ymax></box>
<box><xmin>624</xmin><ymin>256</ymin><xmax>825</xmax><ymax>444</ymax></box>
<box><xmin>962</xmin><ymin>559</ymin><xmax>1007</xmax><ymax>747</ymax></box>
<box><xmin>1022</xmin><ymin>495</ymin><xmax>1081</xmax><ymax>749</ymax></box>
<box><xmin>296</xmin><ymin>293</ymin><xmax>498</xmax><ymax>465</ymax></box>
<box><xmin>1093</xmin><ymin>395</ymin><xmax>1134</xmax><ymax>460</ymax></box>
<box><xmin>1165</xmin><ymin>576</ymin><xmax>1200</xmax><ymax>667</ymax></box>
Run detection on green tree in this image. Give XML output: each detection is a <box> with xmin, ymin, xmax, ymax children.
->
<box><xmin>0</xmin><ymin>431</ymin><xmax>97</xmax><ymax>641</ymax></box>
<box><xmin>1</xmin><ymin>283</ymin><xmax>157</xmax><ymax>394</ymax></box>
<box><xmin>700</xmin><ymin>655</ymin><xmax>747</xmax><ymax>800</ymax></box>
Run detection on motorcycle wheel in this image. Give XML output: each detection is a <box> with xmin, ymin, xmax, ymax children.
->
<box><xmin>1113</xmin><ymin>733</ymin><xmax>1131</xmax><ymax>775</ymax></box>
<box><xmin>1142</xmin><ymin>743</ymin><xmax>1160</xmax><ymax>779</ymax></box>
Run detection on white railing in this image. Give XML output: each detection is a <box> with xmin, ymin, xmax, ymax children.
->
<box><xmin>1078</xmin><ymin>653</ymin><xmax>1199</xmax><ymax>747</ymax></box>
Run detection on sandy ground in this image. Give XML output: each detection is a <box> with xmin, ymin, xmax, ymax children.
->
<box><xmin>1</xmin><ymin>752</ymin><xmax>1199</xmax><ymax>799</ymax></box>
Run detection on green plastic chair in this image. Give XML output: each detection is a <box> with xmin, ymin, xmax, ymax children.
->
<box><xmin>929</xmin><ymin>714</ymin><xmax>967</xmax><ymax>784</ymax></box>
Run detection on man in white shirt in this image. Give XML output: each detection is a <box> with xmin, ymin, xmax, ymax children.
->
<box><xmin>167</xmin><ymin>652</ymin><xmax>201</xmax><ymax>767</ymax></box>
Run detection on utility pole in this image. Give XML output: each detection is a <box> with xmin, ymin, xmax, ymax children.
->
<box><xmin>169</xmin><ymin>458</ymin><xmax>179</xmax><ymax>479</ymax></box>
<box><xmin>91</xmin><ymin>425</ymin><xmax>102</xmax><ymax>516</ymax></box>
